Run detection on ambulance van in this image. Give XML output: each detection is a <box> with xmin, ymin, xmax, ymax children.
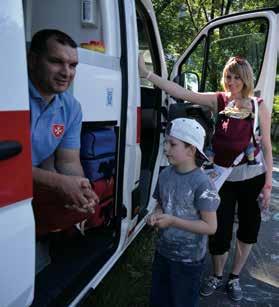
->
<box><xmin>0</xmin><ymin>1</ymin><xmax>278</xmax><ymax>306</ymax></box>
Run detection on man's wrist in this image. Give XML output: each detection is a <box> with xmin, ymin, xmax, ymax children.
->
<box><xmin>52</xmin><ymin>172</ymin><xmax>65</xmax><ymax>193</ymax></box>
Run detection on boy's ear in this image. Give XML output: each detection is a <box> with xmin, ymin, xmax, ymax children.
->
<box><xmin>189</xmin><ymin>144</ymin><xmax>196</xmax><ymax>152</ymax></box>
<box><xmin>188</xmin><ymin>145</ymin><xmax>197</xmax><ymax>157</ymax></box>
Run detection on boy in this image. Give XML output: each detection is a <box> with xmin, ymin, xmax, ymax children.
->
<box><xmin>147</xmin><ymin>118</ymin><xmax>220</xmax><ymax>307</ymax></box>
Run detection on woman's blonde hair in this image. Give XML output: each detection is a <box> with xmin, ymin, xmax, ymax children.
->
<box><xmin>221</xmin><ymin>56</ymin><xmax>254</xmax><ymax>98</ymax></box>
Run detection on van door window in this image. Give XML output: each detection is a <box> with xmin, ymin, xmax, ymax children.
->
<box><xmin>180</xmin><ymin>36</ymin><xmax>206</xmax><ymax>92</ymax></box>
<box><xmin>179</xmin><ymin>18</ymin><xmax>268</xmax><ymax>93</ymax></box>
<box><xmin>271</xmin><ymin>55</ymin><xmax>279</xmax><ymax>142</ymax></box>
<box><xmin>205</xmin><ymin>19</ymin><xmax>268</xmax><ymax>92</ymax></box>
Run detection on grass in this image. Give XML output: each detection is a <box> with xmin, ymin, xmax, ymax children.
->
<box><xmin>81</xmin><ymin>226</ymin><xmax>156</xmax><ymax>307</ymax></box>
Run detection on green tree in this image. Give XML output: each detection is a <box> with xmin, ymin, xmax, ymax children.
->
<box><xmin>152</xmin><ymin>0</ymin><xmax>279</xmax><ymax>69</ymax></box>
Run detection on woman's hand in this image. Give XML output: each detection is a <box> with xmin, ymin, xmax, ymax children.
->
<box><xmin>138</xmin><ymin>53</ymin><xmax>149</xmax><ymax>78</ymax></box>
<box><xmin>261</xmin><ymin>186</ymin><xmax>272</xmax><ymax>209</ymax></box>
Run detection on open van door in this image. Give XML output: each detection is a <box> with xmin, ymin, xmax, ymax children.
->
<box><xmin>0</xmin><ymin>1</ymin><xmax>168</xmax><ymax>306</ymax></box>
<box><xmin>136</xmin><ymin>0</ymin><xmax>168</xmax><ymax>221</ymax></box>
<box><xmin>170</xmin><ymin>8</ymin><xmax>279</xmax><ymax>112</ymax></box>
<box><xmin>0</xmin><ymin>1</ymin><xmax>35</xmax><ymax>307</ymax></box>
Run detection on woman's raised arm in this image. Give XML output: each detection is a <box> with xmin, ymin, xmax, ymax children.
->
<box><xmin>139</xmin><ymin>54</ymin><xmax>218</xmax><ymax>112</ymax></box>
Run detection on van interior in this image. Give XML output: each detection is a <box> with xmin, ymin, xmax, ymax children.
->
<box><xmin>22</xmin><ymin>0</ymin><xmax>162</xmax><ymax>305</ymax></box>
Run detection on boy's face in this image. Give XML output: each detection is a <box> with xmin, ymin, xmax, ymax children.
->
<box><xmin>164</xmin><ymin>135</ymin><xmax>194</xmax><ymax>166</ymax></box>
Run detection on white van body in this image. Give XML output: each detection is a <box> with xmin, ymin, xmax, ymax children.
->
<box><xmin>0</xmin><ymin>1</ymin><xmax>278</xmax><ymax>306</ymax></box>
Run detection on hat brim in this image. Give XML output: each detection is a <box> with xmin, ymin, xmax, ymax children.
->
<box><xmin>197</xmin><ymin>149</ymin><xmax>209</xmax><ymax>162</ymax></box>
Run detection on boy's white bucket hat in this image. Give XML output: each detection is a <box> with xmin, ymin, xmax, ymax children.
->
<box><xmin>168</xmin><ymin>117</ymin><xmax>209</xmax><ymax>161</ymax></box>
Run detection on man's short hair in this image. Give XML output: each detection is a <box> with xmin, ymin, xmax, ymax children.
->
<box><xmin>29</xmin><ymin>29</ymin><xmax>77</xmax><ymax>55</ymax></box>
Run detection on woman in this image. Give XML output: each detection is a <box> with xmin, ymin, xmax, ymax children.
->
<box><xmin>139</xmin><ymin>55</ymin><xmax>273</xmax><ymax>302</ymax></box>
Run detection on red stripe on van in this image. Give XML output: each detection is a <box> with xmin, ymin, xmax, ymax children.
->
<box><xmin>0</xmin><ymin>111</ymin><xmax>32</xmax><ymax>208</ymax></box>
<box><xmin>137</xmin><ymin>107</ymin><xmax>141</xmax><ymax>144</ymax></box>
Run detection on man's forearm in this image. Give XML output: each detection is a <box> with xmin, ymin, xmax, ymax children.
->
<box><xmin>55</xmin><ymin>160</ymin><xmax>85</xmax><ymax>177</ymax></box>
<box><xmin>32</xmin><ymin>166</ymin><xmax>64</xmax><ymax>190</ymax></box>
<box><xmin>54</xmin><ymin>148</ymin><xmax>85</xmax><ymax>177</ymax></box>
<box><xmin>33</xmin><ymin>159</ymin><xmax>85</xmax><ymax>191</ymax></box>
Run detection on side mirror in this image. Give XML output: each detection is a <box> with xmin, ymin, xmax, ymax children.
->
<box><xmin>181</xmin><ymin>72</ymin><xmax>199</xmax><ymax>92</ymax></box>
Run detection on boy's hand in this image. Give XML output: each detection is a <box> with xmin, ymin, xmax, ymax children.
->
<box><xmin>146</xmin><ymin>213</ymin><xmax>158</xmax><ymax>226</ymax></box>
<box><xmin>153</xmin><ymin>214</ymin><xmax>175</xmax><ymax>228</ymax></box>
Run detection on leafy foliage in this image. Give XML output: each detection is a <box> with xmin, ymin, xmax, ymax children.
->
<box><xmin>152</xmin><ymin>1</ymin><xmax>279</xmax><ymax>131</ymax></box>
<box><xmin>273</xmin><ymin>96</ymin><xmax>279</xmax><ymax>119</ymax></box>
<box><xmin>271</xmin><ymin>62</ymin><xmax>279</xmax><ymax>143</ymax></box>
<box><xmin>152</xmin><ymin>0</ymin><xmax>279</xmax><ymax>69</ymax></box>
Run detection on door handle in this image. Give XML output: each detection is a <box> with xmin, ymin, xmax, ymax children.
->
<box><xmin>0</xmin><ymin>140</ymin><xmax>22</xmax><ymax>160</ymax></box>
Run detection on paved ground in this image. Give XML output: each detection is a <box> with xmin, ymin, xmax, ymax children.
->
<box><xmin>200</xmin><ymin>157</ymin><xmax>279</xmax><ymax>307</ymax></box>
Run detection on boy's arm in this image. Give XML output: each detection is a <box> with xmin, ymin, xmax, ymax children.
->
<box><xmin>139</xmin><ymin>54</ymin><xmax>218</xmax><ymax>112</ymax></box>
<box><xmin>154</xmin><ymin>211</ymin><xmax>217</xmax><ymax>235</ymax></box>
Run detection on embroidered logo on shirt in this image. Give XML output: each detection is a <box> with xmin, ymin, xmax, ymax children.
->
<box><xmin>52</xmin><ymin>124</ymin><xmax>65</xmax><ymax>138</ymax></box>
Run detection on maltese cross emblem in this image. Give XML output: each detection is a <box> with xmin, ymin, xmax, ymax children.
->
<box><xmin>52</xmin><ymin>124</ymin><xmax>65</xmax><ymax>138</ymax></box>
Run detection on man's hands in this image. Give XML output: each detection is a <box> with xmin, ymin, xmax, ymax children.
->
<box><xmin>60</xmin><ymin>175</ymin><xmax>99</xmax><ymax>214</ymax></box>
